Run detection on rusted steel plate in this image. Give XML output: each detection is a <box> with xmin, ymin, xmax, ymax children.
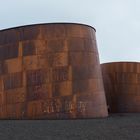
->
<box><xmin>0</xmin><ymin>106</ymin><xmax>6</xmax><ymax>119</ymax></box>
<box><xmin>5</xmin><ymin>58</ymin><xmax>22</xmax><ymax>73</ymax></box>
<box><xmin>52</xmin><ymin>81</ymin><xmax>72</xmax><ymax>97</ymax></box>
<box><xmin>27</xmin><ymin>100</ymin><xmax>43</xmax><ymax>119</ymax></box>
<box><xmin>5</xmin><ymin>88</ymin><xmax>26</xmax><ymax>104</ymax></box>
<box><xmin>3</xmin><ymin>72</ymin><xmax>23</xmax><ymax>90</ymax></box>
<box><xmin>6</xmin><ymin>103</ymin><xmax>26</xmax><ymax>119</ymax></box>
<box><xmin>0</xmin><ymin>23</ymin><xmax>108</xmax><ymax>119</ymax></box>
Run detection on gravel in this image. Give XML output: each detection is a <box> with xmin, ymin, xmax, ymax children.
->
<box><xmin>0</xmin><ymin>113</ymin><xmax>140</xmax><ymax>140</ymax></box>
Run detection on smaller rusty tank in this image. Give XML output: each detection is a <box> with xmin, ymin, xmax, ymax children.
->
<box><xmin>101</xmin><ymin>62</ymin><xmax>140</xmax><ymax>113</ymax></box>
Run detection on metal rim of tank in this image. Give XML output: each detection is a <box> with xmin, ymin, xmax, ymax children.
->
<box><xmin>0</xmin><ymin>22</ymin><xmax>96</xmax><ymax>32</ymax></box>
<box><xmin>101</xmin><ymin>61</ymin><xmax>140</xmax><ymax>65</ymax></box>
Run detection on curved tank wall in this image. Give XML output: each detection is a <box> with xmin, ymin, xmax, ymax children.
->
<box><xmin>0</xmin><ymin>23</ymin><xmax>108</xmax><ymax>119</ymax></box>
<box><xmin>102</xmin><ymin>62</ymin><xmax>140</xmax><ymax>113</ymax></box>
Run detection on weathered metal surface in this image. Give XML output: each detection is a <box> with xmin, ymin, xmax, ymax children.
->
<box><xmin>0</xmin><ymin>23</ymin><xmax>108</xmax><ymax>119</ymax></box>
<box><xmin>102</xmin><ymin>62</ymin><xmax>140</xmax><ymax>113</ymax></box>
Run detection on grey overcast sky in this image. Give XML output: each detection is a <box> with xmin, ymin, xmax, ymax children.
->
<box><xmin>0</xmin><ymin>0</ymin><xmax>140</xmax><ymax>63</ymax></box>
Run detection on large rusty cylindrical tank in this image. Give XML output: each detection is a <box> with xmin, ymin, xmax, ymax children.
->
<box><xmin>102</xmin><ymin>62</ymin><xmax>140</xmax><ymax>113</ymax></box>
<box><xmin>0</xmin><ymin>23</ymin><xmax>108</xmax><ymax>119</ymax></box>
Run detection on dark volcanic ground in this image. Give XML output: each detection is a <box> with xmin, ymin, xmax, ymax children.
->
<box><xmin>0</xmin><ymin>114</ymin><xmax>140</xmax><ymax>140</ymax></box>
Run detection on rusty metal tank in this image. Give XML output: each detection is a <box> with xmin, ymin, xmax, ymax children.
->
<box><xmin>102</xmin><ymin>62</ymin><xmax>140</xmax><ymax>113</ymax></box>
<box><xmin>0</xmin><ymin>23</ymin><xmax>108</xmax><ymax>119</ymax></box>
